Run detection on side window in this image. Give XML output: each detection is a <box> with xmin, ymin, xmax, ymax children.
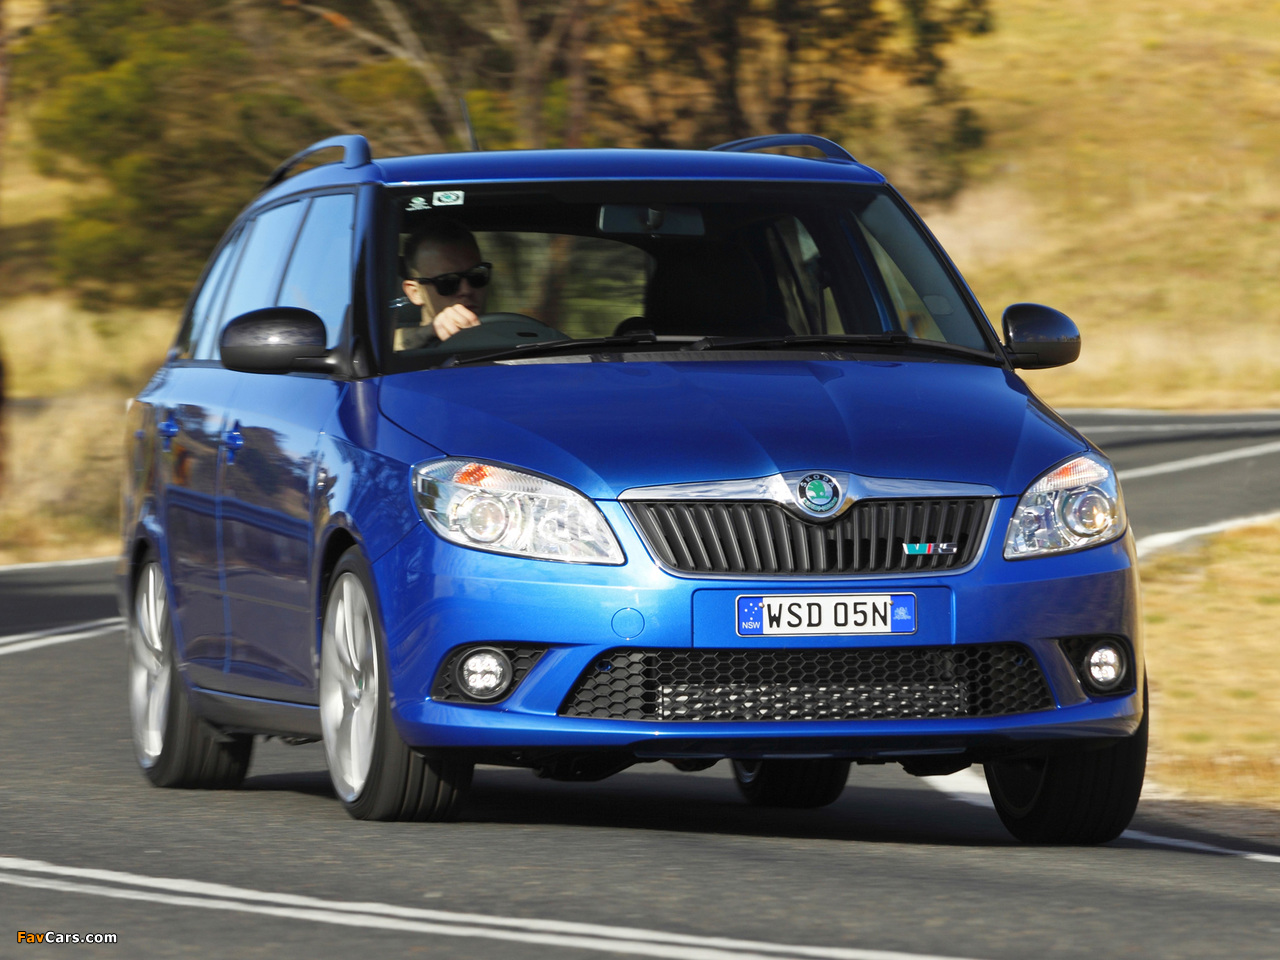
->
<box><xmin>762</xmin><ymin>217</ymin><xmax>844</xmax><ymax>335</ymax></box>
<box><xmin>278</xmin><ymin>193</ymin><xmax>355</xmax><ymax>347</ymax></box>
<box><xmin>180</xmin><ymin>229</ymin><xmax>242</xmax><ymax>360</ymax></box>
<box><xmin>210</xmin><ymin>200</ymin><xmax>306</xmax><ymax>359</ymax></box>
<box><xmin>851</xmin><ymin>195</ymin><xmax>987</xmax><ymax>349</ymax></box>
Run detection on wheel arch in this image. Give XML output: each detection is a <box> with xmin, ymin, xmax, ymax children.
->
<box><xmin>314</xmin><ymin>525</ymin><xmax>362</xmax><ymax>672</ymax></box>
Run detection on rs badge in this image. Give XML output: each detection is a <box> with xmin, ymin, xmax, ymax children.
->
<box><xmin>904</xmin><ymin>542</ymin><xmax>958</xmax><ymax>555</ymax></box>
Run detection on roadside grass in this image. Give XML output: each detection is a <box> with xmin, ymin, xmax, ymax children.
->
<box><xmin>1142</xmin><ymin>518</ymin><xmax>1280</xmax><ymax>807</ymax></box>
<box><xmin>927</xmin><ymin>0</ymin><xmax>1280</xmax><ymax>409</ymax></box>
<box><xmin>1</xmin><ymin>115</ymin><xmax>175</xmax><ymax>563</ymax></box>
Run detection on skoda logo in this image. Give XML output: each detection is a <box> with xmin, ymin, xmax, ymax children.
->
<box><xmin>797</xmin><ymin>473</ymin><xmax>840</xmax><ymax>513</ymax></box>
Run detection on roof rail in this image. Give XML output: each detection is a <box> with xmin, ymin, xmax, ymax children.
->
<box><xmin>263</xmin><ymin>135</ymin><xmax>373</xmax><ymax>191</ymax></box>
<box><xmin>708</xmin><ymin>134</ymin><xmax>856</xmax><ymax>163</ymax></box>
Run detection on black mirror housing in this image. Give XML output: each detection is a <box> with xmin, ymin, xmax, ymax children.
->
<box><xmin>1002</xmin><ymin>303</ymin><xmax>1081</xmax><ymax>369</ymax></box>
<box><xmin>219</xmin><ymin>307</ymin><xmax>332</xmax><ymax>374</ymax></box>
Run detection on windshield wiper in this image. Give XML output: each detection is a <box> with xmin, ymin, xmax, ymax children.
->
<box><xmin>687</xmin><ymin>332</ymin><xmax>1001</xmax><ymax>362</ymax></box>
<box><xmin>440</xmin><ymin>331</ymin><xmax>661</xmax><ymax>367</ymax></box>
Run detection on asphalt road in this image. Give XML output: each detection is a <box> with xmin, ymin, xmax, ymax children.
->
<box><xmin>2</xmin><ymin>410</ymin><xmax>1279</xmax><ymax>960</ymax></box>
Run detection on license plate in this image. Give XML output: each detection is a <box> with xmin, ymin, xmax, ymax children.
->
<box><xmin>736</xmin><ymin>593</ymin><xmax>916</xmax><ymax>636</ymax></box>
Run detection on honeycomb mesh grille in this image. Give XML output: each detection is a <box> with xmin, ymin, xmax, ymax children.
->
<box><xmin>626</xmin><ymin>498</ymin><xmax>994</xmax><ymax>575</ymax></box>
<box><xmin>432</xmin><ymin>645</ymin><xmax>546</xmax><ymax>703</ymax></box>
<box><xmin>560</xmin><ymin>645</ymin><xmax>1053</xmax><ymax>721</ymax></box>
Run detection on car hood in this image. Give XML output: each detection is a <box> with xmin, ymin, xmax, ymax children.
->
<box><xmin>378</xmin><ymin>359</ymin><xmax>1086</xmax><ymax>501</ymax></box>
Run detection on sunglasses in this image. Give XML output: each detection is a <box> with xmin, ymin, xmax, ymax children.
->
<box><xmin>409</xmin><ymin>262</ymin><xmax>492</xmax><ymax>296</ymax></box>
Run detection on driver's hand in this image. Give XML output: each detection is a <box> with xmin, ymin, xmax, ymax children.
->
<box><xmin>431</xmin><ymin>304</ymin><xmax>481</xmax><ymax>341</ymax></box>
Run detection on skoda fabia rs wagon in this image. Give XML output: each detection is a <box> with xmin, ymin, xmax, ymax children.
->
<box><xmin>120</xmin><ymin>133</ymin><xmax>1145</xmax><ymax>843</ymax></box>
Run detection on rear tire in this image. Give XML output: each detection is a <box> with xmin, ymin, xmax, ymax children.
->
<box><xmin>732</xmin><ymin>759</ymin><xmax>850</xmax><ymax>808</ymax></box>
<box><xmin>128</xmin><ymin>559</ymin><xmax>252</xmax><ymax>788</ymax></box>
<box><xmin>985</xmin><ymin>687</ymin><xmax>1147</xmax><ymax>845</ymax></box>
<box><xmin>319</xmin><ymin>547</ymin><xmax>472</xmax><ymax>821</ymax></box>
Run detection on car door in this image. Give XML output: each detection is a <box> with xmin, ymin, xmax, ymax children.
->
<box><xmin>150</xmin><ymin>228</ymin><xmax>244</xmax><ymax>689</ymax></box>
<box><xmin>219</xmin><ymin>192</ymin><xmax>355</xmax><ymax>701</ymax></box>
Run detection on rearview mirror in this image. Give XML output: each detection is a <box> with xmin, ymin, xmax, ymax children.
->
<box><xmin>1002</xmin><ymin>303</ymin><xmax>1080</xmax><ymax>369</ymax></box>
<box><xmin>598</xmin><ymin>204</ymin><xmax>705</xmax><ymax>236</ymax></box>
<box><xmin>220</xmin><ymin>307</ymin><xmax>333</xmax><ymax>374</ymax></box>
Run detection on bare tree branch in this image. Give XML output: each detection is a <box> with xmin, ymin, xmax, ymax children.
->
<box><xmin>284</xmin><ymin>0</ymin><xmax>470</xmax><ymax>147</ymax></box>
<box><xmin>368</xmin><ymin>0</ymin><xmax>471</xmax><ymax>143</ymax></box>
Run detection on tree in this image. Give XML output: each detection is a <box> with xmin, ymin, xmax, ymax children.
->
<box><xmin>589</xmin><ymin>0</ymin><xmax>991</xmax><ymax>198</ymax></box>
<box><xmin>13</xmin><ymin>0</ymin><xmax>992</xmax><ymax>307</ymax></box>
<box><xmin>12</xmin><ymin>0</ymin><xmax>329</xmax><ymax>306</ymax></box>
<box><xmin>277</xmin><ymin>0</ymin><xmax>592</xmax><ymax>151</ymax></box>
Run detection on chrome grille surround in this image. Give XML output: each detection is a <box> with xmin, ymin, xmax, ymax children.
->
<box><xmin>625</xmin><ymin>497</ymin><xmax>996</xmax><ymax>577</ymax></box>
<box><xmin>619</xmin><ymin>473</ymin><xmax>999</xmax><ymax>578</ymax></box>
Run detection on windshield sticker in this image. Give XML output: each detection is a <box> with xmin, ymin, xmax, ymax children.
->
<box><xmin>433</xmin><ymin>190</ymin><xmax>465</xmax><ymax>206</ymax></box>
<box><xmin>405</xmin><ymin>196</ymin><xmax>431</xmax><ymax>211</ymax></box>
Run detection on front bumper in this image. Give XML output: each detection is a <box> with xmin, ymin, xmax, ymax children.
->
<box><xmin>372</xmin><ymin>499</ymin><xmax>1143</xmax><ymax>760</ymax></box>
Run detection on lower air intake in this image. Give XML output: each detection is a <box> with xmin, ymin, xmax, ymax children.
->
<box><xmin>560</xmin><ymin>645</ymin><xmax>1053</xmax><ymax>722</ymax></box>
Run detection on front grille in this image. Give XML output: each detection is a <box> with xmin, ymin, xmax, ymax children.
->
<box><xmin>561</xmin><ymin>645</ymin><xmax>1053</xmax><ymax>722</ymax></box>
<box><xmin>626</xmin><ymin>498</ymin><xmax>993</xmax><ymax>576</ymax></box>
<box><xmin>432</xmin><ymin>645</ymin><xmax>546</xmax><ymax>703</ymax></box>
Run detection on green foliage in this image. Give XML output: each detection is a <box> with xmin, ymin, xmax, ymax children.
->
<box><xmin>13</xmin><ymin>0</ymin><xmax>994</xmax><ymax>307</ymax></box>
<box><xmin>14</xmin><ymin>1</ymin><xmax>329</xmax><ymax>308</ymax></box>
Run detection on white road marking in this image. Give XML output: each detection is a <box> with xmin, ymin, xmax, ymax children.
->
<box><xmin>1134</xmin><ymin>511</ymin><xmax>1280</xmax><ymax>558</ymax></box>
<box><xmin>0</xmin><ymin>618</ymin><xmax>123</xmax><ymax>657</ymax></box>
<box><xmin>923</xmin><ymin>769</ymin><xmax>1280</xmax><ymax>864</ymax></box>
<box><xmin>921</xmin><ymin>767</ymin><xmax>993</xmax><ymax>809</ymax></box>
<box><xmin>1082</xmin><ymin>421</ymin><xmax>1280</xmax><ymax>435</ymax></box>
<box><xmin>1120</xmin><ymin>831</ymin><xmax>1280</xmax><ymax>865</ymax></box>
<box><xmin>1116</xmin><ymin>438</ymin><xmax>1280</xmax><ymax>480</ymax></box>
<box><xmin>0</xmin><ymin>856</ymin><xmax>980</xmax><ymax>960</ymax></box>
<box><xmin>1058</xmin><ymin>408</ymin><xmax>1280</xmax><ymax>417</ymax></box>
<box><xmin>0</xmin><ymin>555</ymin><xmax>116</xmax><ymax>574</ymax></box>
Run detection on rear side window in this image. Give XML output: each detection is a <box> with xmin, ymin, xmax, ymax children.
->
<box><xmin>181</xmin><ymin>229</ymin><xmax>242</xmax><ymax>360</ymax></box>
<box><xmin>278</xmin><ymin>193</ymin><xmax>356</xmax><ymax>348</ymax></box>
<box><xmin>211</xmin><ymin>200</ymin><xmax>306</xmax><ymax>359</ymax></box>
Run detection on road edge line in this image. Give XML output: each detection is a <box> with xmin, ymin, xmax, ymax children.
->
<box><xmin>1134</xmin><ymin>511</ymin><xmax>1280</xmax><ymax>558</ymax></box>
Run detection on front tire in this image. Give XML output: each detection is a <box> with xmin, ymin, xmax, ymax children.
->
<box><xmin>985</xmin><ymin>690</ymin><xmax>1148</xmax><ymax>845</ymax></box>
<box><xmin>732</xmin><ymin>759</ymin><xmax>850</xmax><ymax>808</ymax></box>
<box><xmin>319</xmin><ymin>547</ymin><xmax>472</xmax><ymax>821</ymax></box>
<box><xmin>128</xmin><ymin>559</ymin><xmax>252</xmax><ymax>788</ymax></box>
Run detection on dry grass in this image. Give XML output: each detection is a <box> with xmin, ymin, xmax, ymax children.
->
<box><xmin>1142</xmin><ymin>518</ymin><xmax>1280</xmax><ymax>806</ymax></box>
<box><xmin>925</xmin><ymin>0</ymin><xmax>1280</xmax><ymax>409</ymax></box>
<box><xmin>0</xmin><ymin>295</ymin><xmax>174</xmax><ymax>561</ymax></box>
<box><xmin>1</xmin><ymin>107</ymin><xmax>175</xmax><ymax>561</ymax></box>
<box><xmin>0</xmin><ymin>394</ymin><xmax>126</xmax><ymax>565</ymax></box>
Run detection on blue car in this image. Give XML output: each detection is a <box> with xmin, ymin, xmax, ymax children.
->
<box><xmin>120</xmin><ymin>133</ymin><xmax>1144</xmax><ymax>842</ymax></box>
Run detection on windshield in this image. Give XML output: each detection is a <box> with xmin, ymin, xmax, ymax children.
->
<box><xmin>381</xmin><ymin>182</ymin><xmax>996</xmax><ymax>369</ymax></box>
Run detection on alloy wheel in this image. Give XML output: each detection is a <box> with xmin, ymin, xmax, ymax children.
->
<box><xmin>320</xmin><ymin>572</ymin><xmax>380</xmax><ymax>802</ymax></box>
<box><xmin>128</xmin><ymin>562</ymin><xmax>171</xmax><ymax>769</ymax></box>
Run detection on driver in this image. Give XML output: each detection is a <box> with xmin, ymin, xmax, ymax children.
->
<box><xmin>399</xmin><ymin>218</ymin><xmax>489</xmax><ymax>347</ymax></box>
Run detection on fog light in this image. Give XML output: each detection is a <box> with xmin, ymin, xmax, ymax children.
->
<box><xmin>1085</xmin><ymin>641</ymin><xmax>1126</xmax><ymax>692</ymax></box>
<box><xmin>455</xmin><ymin>647</ymin><xmax>512</xmax><ymax>701</ymax></box>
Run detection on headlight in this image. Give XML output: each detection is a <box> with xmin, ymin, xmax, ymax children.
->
<box><xmin>1003</xmin><ymin>453</ymin><xmax>1126</xmax><ymax>559</ymax></box>
<box><xmin>413</xmin><ymin>459</ymin><xmax>625</xmax><ymax>564</ymax></box>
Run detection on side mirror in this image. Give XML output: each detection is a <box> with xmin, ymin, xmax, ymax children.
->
<box><xmin>1002</xmin><ymin>303</ymin><xmax>1081</xmax><ymax>369</ymax></box>
<box><xmin>220</xmin><ymin>307</ymin><xmax>333</xmax><ymax>374</ymax></box>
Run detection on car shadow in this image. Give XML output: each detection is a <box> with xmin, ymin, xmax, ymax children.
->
<box><xmin>460</xmin><ymin>765</ymin><xmax>1016</xmax><ymax>847</ymax></box>
<box><xmin>239</xmin><ymin>760</ymin><xmax>1280</xmax><ymax>857</ymax></box>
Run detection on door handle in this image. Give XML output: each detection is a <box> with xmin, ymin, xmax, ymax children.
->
<box><xmin>158</xmin><ymin>418</ymin><xmax>179</xmax><ymax>452</ymax></box>
<box><xmin>224</xmin><ymin>424</ymin><xmax>244</xmax><ymax>465</ymax></box>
